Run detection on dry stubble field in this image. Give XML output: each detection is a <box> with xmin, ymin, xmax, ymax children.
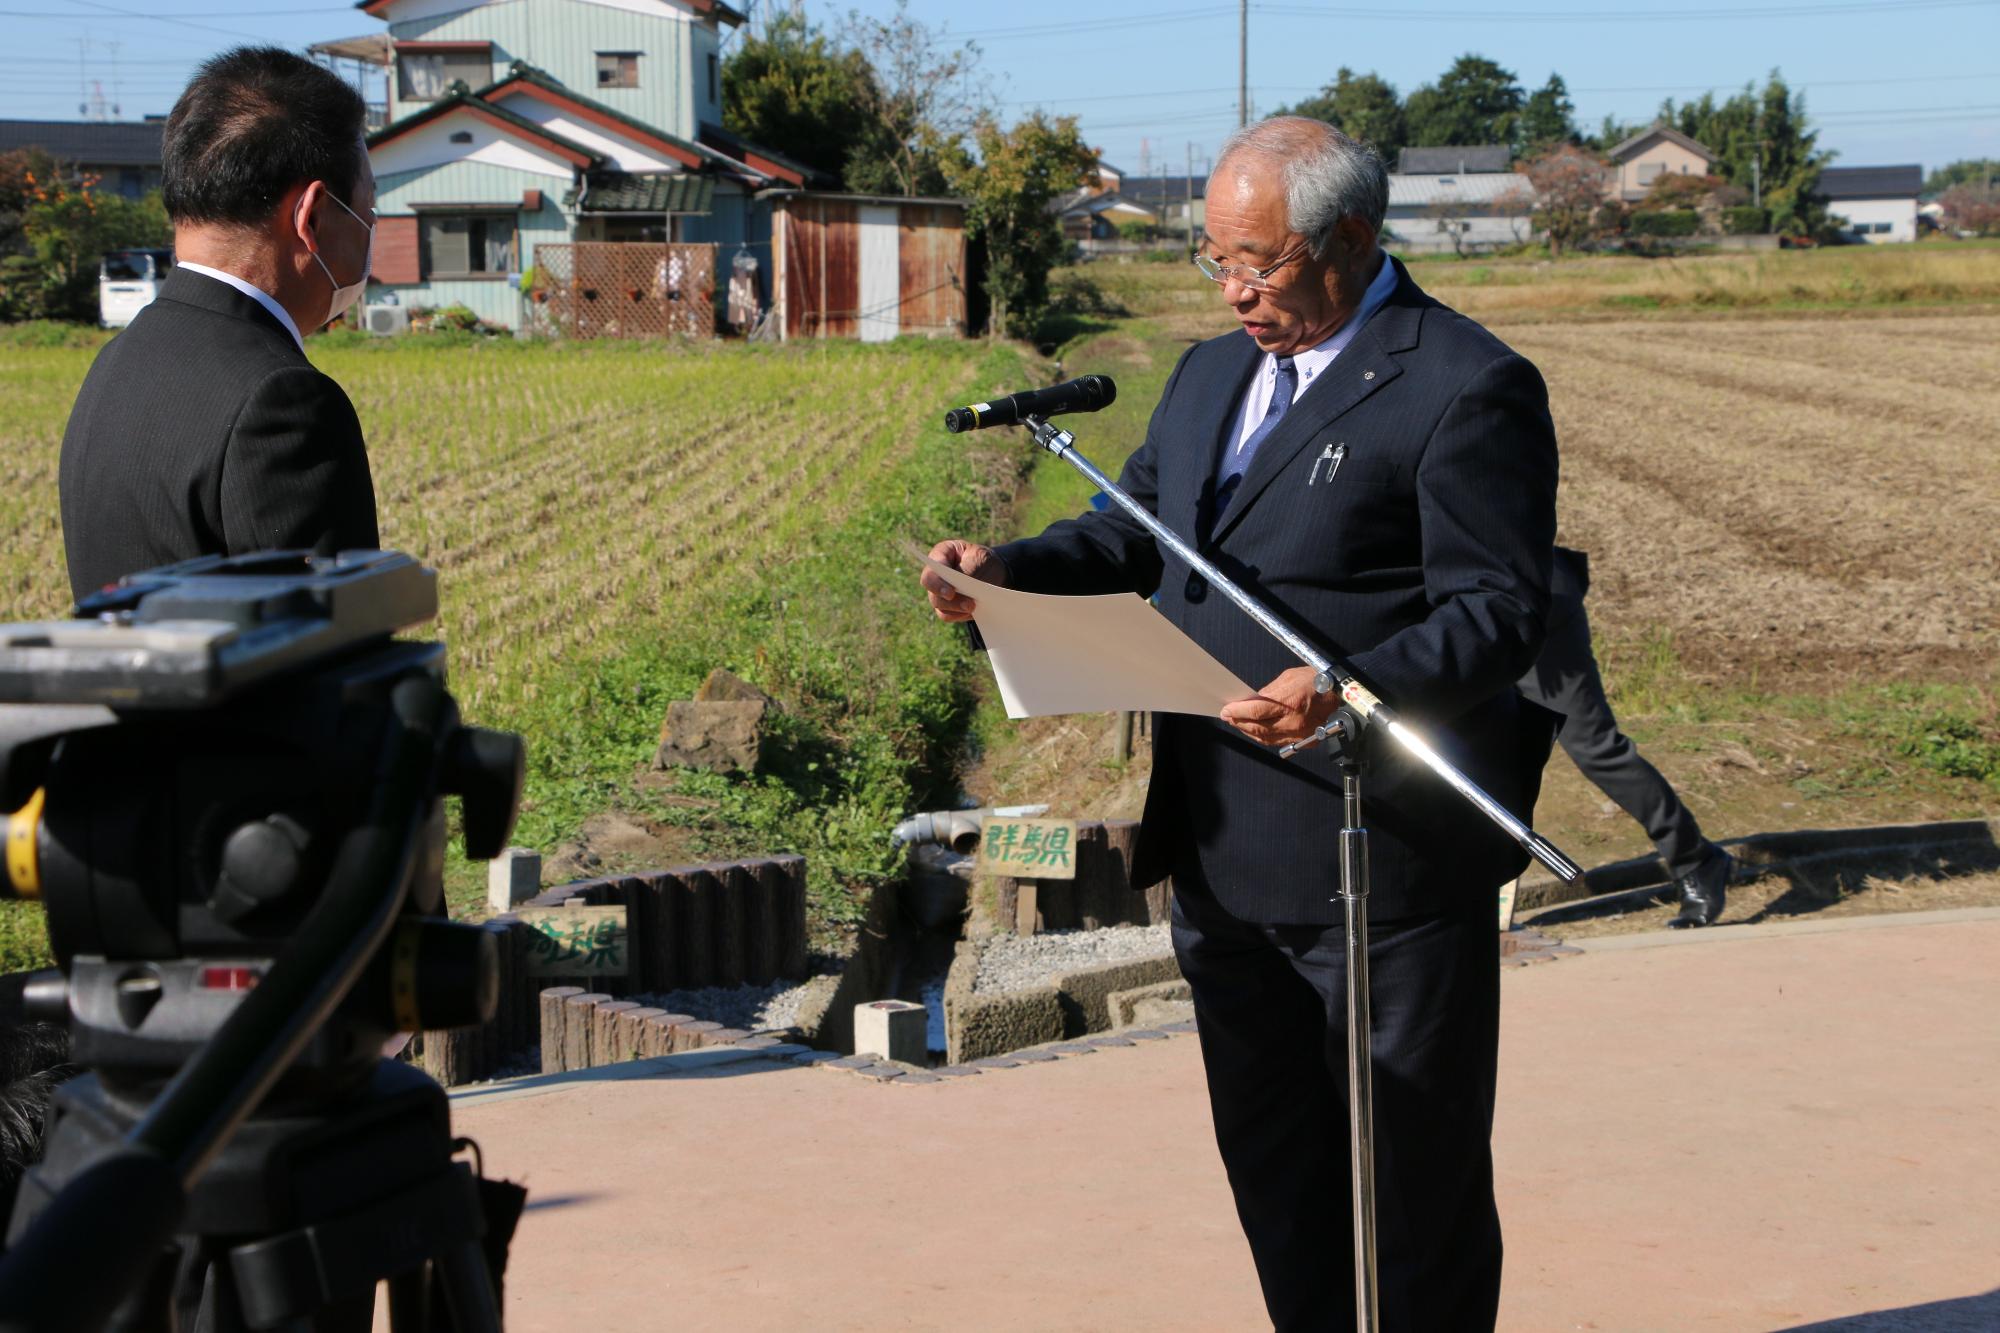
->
<box><xmin>982</xmin><ymin>250</ymin><xmax>2000</xmax><ymax>921</ymax></box>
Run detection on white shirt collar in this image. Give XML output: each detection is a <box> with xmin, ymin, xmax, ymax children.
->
<box><xmin>1284</xmin><ymin>252</ymin><xmax>1399</xmax><ymax>387</ymax></box>
<box><xmin>175</xmin><ymin>262</ymin><xmax>306</xmax><ymax>353</ymax></box>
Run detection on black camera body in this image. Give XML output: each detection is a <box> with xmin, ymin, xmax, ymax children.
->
<box><xmin>0</xmin><ymin>550</ymin><xmax>527</xmax><ymax>1330</ymax></box>
<box><xmin>0</xmin><ymin>550</ymin><xmax>516</xmax><ymax>1092</ymax></box>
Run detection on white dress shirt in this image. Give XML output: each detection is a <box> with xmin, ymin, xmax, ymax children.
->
<box><xmin>175</xmin><ymin>261</ymin><xmax>307</xmax><ymax>353</ymax></box>
<box><xmin>1227</xmin><ymin>254</ymin><xmax>1400</xmax><ymax>460</ymax></box>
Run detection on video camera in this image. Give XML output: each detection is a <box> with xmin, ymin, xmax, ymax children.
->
<box><xmin>0</xmin><ymin>550</ymin><xmax>526</xmax><ymax>1332</ymax></box>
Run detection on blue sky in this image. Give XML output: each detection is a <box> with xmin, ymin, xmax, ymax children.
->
<box><xmin>1</xmin><ymin>0</ymin><xmax>1993</xmax><ymax>176</ymax></box>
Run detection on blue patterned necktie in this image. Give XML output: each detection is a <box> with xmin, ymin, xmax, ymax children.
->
<box><xmin>1216</xmin><ymin>355</ymin><xmax>1297</xmax><ymax>515</ymax></box>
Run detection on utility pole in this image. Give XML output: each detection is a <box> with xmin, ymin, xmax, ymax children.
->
<box><xmin>1238</xmin><ymin>0</ymin><xmax>1248</xmax><ymax>128</ymax></box>
<box><xmin>1187</xmin><ymin>140</ymin><xmax>1196</xmax><ymax>257</ymax></box>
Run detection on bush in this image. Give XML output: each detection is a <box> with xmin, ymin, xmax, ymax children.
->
<box><xmin>1630</xmin><ymin>210</ymin><xmax>1701</xmax><ymax>238</ymax></box>
<box><xmin>1723</xmin><ymin>205</ymin><xmax>1769</xmax><ymax>235</ymax></box>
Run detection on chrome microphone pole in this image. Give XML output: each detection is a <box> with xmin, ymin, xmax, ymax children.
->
<box><xmin>1015</xmin><ymin>413</ymin><xmax>1582</xmax><ymax>1332</ymax></box>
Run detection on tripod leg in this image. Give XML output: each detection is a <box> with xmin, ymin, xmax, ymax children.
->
<box><xmin>1339</xmin><ymin>762</ymin><xmax>1380</xmax><ymax>1333</ymax></box>
<box><xmin>386</xmin><ymin>1264</ymin><xmax>431</xmax><ymax>1331</ymax></box>
<box><xmin>435</xmin><ymin>1241</ymin><xmax>502</xmax><ymax>1333</ymax></box>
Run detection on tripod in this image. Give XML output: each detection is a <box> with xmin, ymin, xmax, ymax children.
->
<box><xmin>18</xmin><ymin>1061</ymin><xmax>500</xmax><ymax>1332</ymax></box>
<box><xmin>1015</xmin><ymin>414</ymin><xmax>1582</xmax><ymax>1331</ymax></box>
<box><xmin>0</xmin><ymin>662</ymin><xmax>523</xmax><ymax>1333</ymax></box>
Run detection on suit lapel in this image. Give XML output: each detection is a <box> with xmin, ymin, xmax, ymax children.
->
<box><xmin>1187</xmin><ymin>332</ymin><xmax>1262</xmax><ymax>539</ymax></box>
<box><xmin>1209</xmin><ymin>260</ymin><xmax>1427</xmax><ymax>546</ymax></box>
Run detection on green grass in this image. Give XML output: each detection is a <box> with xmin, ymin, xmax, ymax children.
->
<box><xmin>0</xmin><ymin>330</ymin><xmax>1031</xmax><ymax>969</ymax></box>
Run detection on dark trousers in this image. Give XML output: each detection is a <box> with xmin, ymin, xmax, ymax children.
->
<box><xmin>1171</xmin><ymin>869</ymin><xmax>1502</xmax><ymax>1332</ymax></box>
<box><xmin>1516</xmin><ymin>601</ymin><xmax>1708</xmax><ymax>879</ymax></box>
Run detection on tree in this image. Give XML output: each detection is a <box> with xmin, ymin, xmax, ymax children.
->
<box><xmin>1404</xmin><ymin>55</ymin><xmax>1524</xmax><ymax>149</ymax></box>
<box><xmin>839</xmin><ymin>0</ymin><xmax>987</xmax><ymax>196</ymax></box>
<box><xmin>1517</xmin><ymin>74</ymin><xmax>1576</xmax><ymax>152</ymax></box>
<box><xmin>1278</xmin><ymin>68</ymin><xmax>1407</xmax><ymax>165</ymax></box>
<box><xmin>1518</xmin><ymin>144</ymin><xmax>1612</xmax><ymax>258</ymax></box>
<box><xmin>0</xmin><ymin>151</ymin><xmax>168</xmax><ymax>321</ymax></box>
<box><xmin>1938</xmin><ymin>184</ymin><xmax>2000</xmax><ymax>236</ymax></box>
<box><xmin>1421</xmin><ymin>197</ymin><xmax>1470</xmax><ymax>256</ymax></box>
<box><xmin>1924</xmin><ymin>159</ymin><xmax>1999</xmax><ymax>196</ymax></box>
<box><xmin>1661</xmin><ymin>72</ymin><xmax>1829</xmax><ymax>237</ymax></box>
<box><xmin>944</xmin><ymin>111</ymin><xmax>1095</xmax><ymax>340</ymax></box>
<box><xmin>721</xmin><ymin>8</ymin><xmax>878</xmax><ymax>183</ymax></box>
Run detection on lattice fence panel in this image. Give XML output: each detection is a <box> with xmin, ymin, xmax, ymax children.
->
<box><xmin>529</xmin><ymin>243</ymin><xmax>716</xmax><ymax>340</ymax></box>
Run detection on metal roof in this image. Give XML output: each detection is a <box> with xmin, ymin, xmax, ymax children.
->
<box><xmin>1397</xmin><ymin>145</ymin><xmax>1510</xmax><ymax>175</ymax></box>
<box><xmin>563</xmin><ymin>172</ymin><xmax>715</xmax><ymax>213</ymax></box>
<box><xmin>1388</xmin><ymin>172</ymin><xmax>1530</xmax><ymax>207</ymax></box>
<box><xmin>1120</xmin><ymin>175</ymin><xmax>1206</xmax><ymax>204</ymax></box>
<box><xmin>0</xmin><ymin>119</ymin><xmax>163</xmax><ymax>167</ymax></box>
<box><xmin>1605</xmin><ymin>124</ymin><xmax>1716</xmax><ymax>163</ymax></box>
<box><xmin>1816</xmin><ymin>165</ymin><xmax>1923</xmax><ymax>200</ymax></box>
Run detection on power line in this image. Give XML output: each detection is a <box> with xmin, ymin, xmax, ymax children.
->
<box><xmin>1259</xmin><ymin>0</ymin><xmax>2000</xmax><ymax>20</ymax></box>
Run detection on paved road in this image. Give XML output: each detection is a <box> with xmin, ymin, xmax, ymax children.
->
<box><xmin>448</xmin><ymin>911</ymin><xmax>2000</xmax><ymax>1332</ymax></box>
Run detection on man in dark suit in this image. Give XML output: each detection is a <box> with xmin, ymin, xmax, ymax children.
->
<box><xmin>922</xmin><ymin>117</ymin><xmax>1558</xmax><ymax>1330</ymax></box>
<box><xmin>59</xmin><ymin>46</ymin><xmax>379</xmax><ymax>603</ymax></box>
<box><xmin>1519</xmin><ymin>547</ymin><xmax>1734</xmax><ymax>926</ymax></box>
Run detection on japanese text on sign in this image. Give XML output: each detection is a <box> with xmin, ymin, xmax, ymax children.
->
<box><xmin>519</xmin><ymin>904</ymin><xmax>629</xmax><ymax>977</ymax></box>
<box><xmin>980</xmin><ymin>817</ymin><xmax>1079</xmax><ymax>880</ymax></box>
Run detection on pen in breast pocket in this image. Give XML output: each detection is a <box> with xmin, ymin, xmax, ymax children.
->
<box><xmin>1310</xmin><ymin>443</ymin><xmax>1347</xmax><ymax>486</ymax></box>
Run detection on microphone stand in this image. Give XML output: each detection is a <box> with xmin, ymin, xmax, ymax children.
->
<box><xmin>1016</xmin><ymin>414</ymin><xmax>1581</xmax><ymax>1333</ymax></box>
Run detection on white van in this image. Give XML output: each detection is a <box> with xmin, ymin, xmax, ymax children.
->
<box><xmin>98</xmin><ymin>248</ymin><xmax>174</xmax><ymax>328</ymax></box>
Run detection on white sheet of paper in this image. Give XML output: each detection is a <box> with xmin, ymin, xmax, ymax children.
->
<box><xmin>924</xmin><ymin>558</ymin><xmax>1256</xmax><ymax>720</ymax></box>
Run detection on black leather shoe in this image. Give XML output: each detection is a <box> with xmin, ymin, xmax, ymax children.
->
<box><xmin>1667</xmin><ymin>848</ymin><xmax>1732</xmax><ymax>928</ymax></box>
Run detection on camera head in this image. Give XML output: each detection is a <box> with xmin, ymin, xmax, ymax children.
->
<box><xmin>0</xmin><ymin>550</ymin><xmax>522</xmax><ymax>1095</ymax></box>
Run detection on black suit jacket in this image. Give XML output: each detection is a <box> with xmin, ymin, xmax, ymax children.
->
<box><xmin>996</xmin><ymin>258</ymin><xmax>1558</xmax><ymax>923</ymax></box>
<box><xmin>59</xmin><ymin>267</ymin><xmax>379</xmax><ymax>601</ymax></box>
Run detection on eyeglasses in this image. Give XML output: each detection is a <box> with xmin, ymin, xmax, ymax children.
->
<box><xmin>1192</xmin><ymin>240</ymin><xmax>1309</xmax><ymax>292</ymax></box>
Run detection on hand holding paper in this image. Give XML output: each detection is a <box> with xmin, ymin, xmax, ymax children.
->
<box><xmin>921</xmin><ymin>556</ymin><xmax>1256</xmax><ymax>720</ymax></box>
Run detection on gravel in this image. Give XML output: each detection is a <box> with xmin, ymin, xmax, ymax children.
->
<box><xmin>973</xmin><ymin>923</ymin><xmax>1173</xmax><ymax>994</ymax></box>
<box><xmin>631</xmin><ymin>978</ymin><xmax>819</xmax><ymax>1033</ymax></box>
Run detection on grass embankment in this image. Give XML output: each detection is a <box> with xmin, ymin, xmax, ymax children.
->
<box><xmin>0</xmin><ymin>328</ymin><xmax>1031</xmax><ymax>969</ymax></box>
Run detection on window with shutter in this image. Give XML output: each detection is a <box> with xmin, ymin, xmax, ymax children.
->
<box><xmin>420</xmin><ymin>214</ymin><xmax>516</xmax><ymax>278</ymax></box>
<box><xmin>398</xmin><ymin>50</ymin><xmax>491</xmax><ymax>101</ymax></box>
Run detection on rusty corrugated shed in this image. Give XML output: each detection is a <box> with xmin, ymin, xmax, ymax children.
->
<box><xmin>772</xmin><ymin>193</ymin><xmax>966</xmax><ymax>340</ymax></box>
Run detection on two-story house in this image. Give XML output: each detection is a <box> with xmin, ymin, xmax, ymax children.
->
<box><xmin>1605</xmin><ymin>125</ymin><xmax>1718</xmax><ymax>203</ymax></box>
<box><xmin>350</xmin><ymin>0</ymin><xmax>815</xmax><ymax>330</ymax></box>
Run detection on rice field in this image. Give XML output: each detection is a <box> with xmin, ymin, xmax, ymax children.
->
<box><xmin>2</xmin><ymin>333</ymin><xmax>1015</xmax><ymax>716</ymax></box>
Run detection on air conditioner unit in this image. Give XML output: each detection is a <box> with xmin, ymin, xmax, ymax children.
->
<box><xmin>365</xmin><ymin>303</ymin><xmax>409</xmax><ymax>336</ymax></box>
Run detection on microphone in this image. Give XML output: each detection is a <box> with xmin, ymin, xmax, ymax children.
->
<box><xmin>943</xmin><ymin>375</ymin><xmax>1116</xmax><ymax>433</ymax></box>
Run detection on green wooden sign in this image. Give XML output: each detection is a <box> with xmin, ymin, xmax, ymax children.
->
<box><xmin>519</xmin><ymin>904</ymin><xmax>630</xmax><ymax>977</ymax></box>
<box><xmin>980</xmin><ymin>816</ymin><xmax>1079</xmax><ymax>880</ymax></box>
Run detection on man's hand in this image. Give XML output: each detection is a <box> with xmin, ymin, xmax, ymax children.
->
<box><xmin>920</xmin><ymin>539</ymin><xmax>1009</xmax><ymax>622</ymax></box>
<box><xmin>1220</xmin><ymin>666</ymin><xmax>1338</xmax><ymax>747</ymax></box>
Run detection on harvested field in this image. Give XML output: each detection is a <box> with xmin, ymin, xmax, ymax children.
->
<box><xmin>1503</xmin><ymin>313</ymin><xmax>2000</xmax><ymax>688</ymax></box>
<box><xmin>1</xmin><ymin>335</ymin><xmax>1012</xmax><ymax>715</ymax></box>
<box><xmin>970</xmin><ymin>286</ymin><xmax>2000</xmax><ymax>893</ymax></box>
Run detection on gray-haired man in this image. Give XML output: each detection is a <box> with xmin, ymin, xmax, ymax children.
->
<box><xmin>924</xmin><ymin>117</ymin><xmax>1558</xmax><ymax>1329</ymax></box>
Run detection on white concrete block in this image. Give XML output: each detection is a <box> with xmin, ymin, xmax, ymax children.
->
<box><xmin>487</xmin><ymin>847</ymin><xmax>541</xmax><ymax>913</ymax></box>
<box><xmin>853</xmin><ymin>999</ymin><xmax>927</xmax><ymax>1065</ymax></box>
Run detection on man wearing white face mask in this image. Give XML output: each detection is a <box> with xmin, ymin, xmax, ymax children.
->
<box><xmin>59</xmin><ymin>46</ymin><xmax>380</xmax><ymax>601</ymax></box>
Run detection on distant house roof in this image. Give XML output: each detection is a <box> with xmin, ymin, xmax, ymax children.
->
<box><xmin>1606</xmin><ymin>124</ymin><xmax>1716</xmax><ymax>164</ymax></box>
<box><xmin>367</xmin><ymin>61</ymin><xmax>806</xmax><ymax>188</ymax></box>
<box><xmin>563</xmin><ymin>171</ymin><xmax>715</xmax><ymax>213</ymax></box>
<box><xmin>1817</xmin><ymin>164</ymin><xmax>1923</xmax><ymax>201</ymax></box>
<box><xmin>1050</xmin><ymin>190</ymin><xmax>1153</xmax><ymax>220</ymax></box>
<box><xmin>309</xmin><ymin>33</ymin><xmax>391</xmax><ymax>66</ymax></box>
<box><xmin>1397</xmin><ymin>145</ymin><xmax>1510</xmax><ymax>175</ymax></box>
<box><xmin>367</xmin><ymin>86</ymin><xmax>605</xmax><ymax>169</ymax></box>
<box><xmin>0</xmin><ymin>118</ymin><xmax>163</xmax><ymax>167</ymax></box>
<box><xmin>357</xmin><ymin>0</ymin><xmax>746</xmax><ymax>23</ymax></box>
<box><xmin>1120</xmin><ymin>175</ymin><xmax>1206</xmax><ymax>205</ymax></box>
<box><xmin>1388</xmin><ymin>173</ymin><xmax>1531</xmax><ymax>208</ymax></box>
